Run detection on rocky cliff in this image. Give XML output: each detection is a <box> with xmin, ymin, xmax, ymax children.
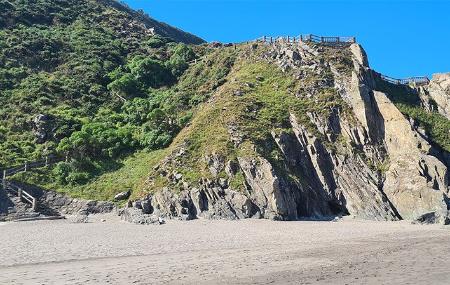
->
<box><xmin>426</xmin><ymin>73</ymin><xmax>450</xmax><ymax>120</ymax></box>
<box><xmin>123</xmin><ymin>41</ymin><xmax>449</xmax><ymax>225</ymax></box>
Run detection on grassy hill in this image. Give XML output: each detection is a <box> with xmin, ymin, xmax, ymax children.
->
<box><xmin>2</xmin><ymin>1</ymin><xmax>449</xmax><ymax>206</ymax></box>
<box><xmin>0</xmin><ymin>0</ymin><xmax>207</xmax><ymax>168</ymax></box>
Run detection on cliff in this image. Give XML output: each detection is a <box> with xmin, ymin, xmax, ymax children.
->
<box><xmin>122</xmin><ymin>42</ymin><xmax>449</xmax><ymax>224</ymax></box>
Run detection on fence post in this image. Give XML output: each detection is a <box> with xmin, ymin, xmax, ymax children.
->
<box><xmin>2</xmin><ymin>170</ymin><xmax>6</xmax><ymax>189</ymax></box>
<box><xmin>320</xmin><ymin>36</ymin><xmax>324</xmax><ymax>43</ymax></box>
<box><xmin>18</xmin><ymin>188</ymin><xmax>22</xmax><ymax>200</ymax></box>
<box><xmin>24</xmin><ymin>161</ymin><xmax>28</xmax><ymax>172</ymax></box>
<box><xmin>32</xmin><ymin>198</ymin><xmax>37</xmax><ymax>212</ymax></box>
<box><xmin>45</xmin><ymin>155</ymin><xmax>49</xmax><ymax>167</ymax></box>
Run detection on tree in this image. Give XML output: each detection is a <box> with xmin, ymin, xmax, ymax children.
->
<box><xmin>128</xmin><ymin>57</ymin><xmax>174</xmax><ymax>88</ymax></box>
<box><xmin>107</xmin><ymin>73</ymin><xmax>140</xmax><ymax>99</ymax></box>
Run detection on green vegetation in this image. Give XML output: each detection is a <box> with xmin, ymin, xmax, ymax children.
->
<box><xmin>2</xmin><ymin>1</ymin><xmax>447</xmax><ymax>202</ymax></box>
<box><xmin>0</xmin><ymin>0</ymin><xmax>236</xmax><ymax>199</ymax></box>
<box><xmin>13</xmin><ymin>150</ymin><xmax>167</xmax><ymax>201</ymax></box>
<box><xmin>374</xmin><ymin>77</ymin><xmax>450</xmax><ymax>152</ymax></box>
<box><xmin>142</xmin><ymin>48</ymin><xmax>354</xmax><ymax>194</ymax></box>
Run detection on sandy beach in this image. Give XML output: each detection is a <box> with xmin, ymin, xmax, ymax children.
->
<box><xmin>0</xmin><ymin>216</ymin><xmax>449</xmax><ymax>285</ymax></box>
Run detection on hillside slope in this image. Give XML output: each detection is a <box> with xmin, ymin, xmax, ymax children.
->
<box><xmin>1</xmin><ymin>1</ymin><xmax>449</xmax><ymax>224</ymax></box>
<box><xmin>0</xmin><ymin>0</ymin><xmax>203</xmax><ymax>44</ymax></box>
<box><xmin>0</xmin><ymin>0</ymin><xmax>207</xmax><ymax>169</ymax></box>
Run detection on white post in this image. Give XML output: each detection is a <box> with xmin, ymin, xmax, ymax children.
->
<box><xmin>24</xmin><ymin>161</ymin><xmax>28</xmax><ymax>172</ymax></box>
<box><xmin>2</xmin><ymin>170</ymin><xmax>6</xmax><ymax>189</ymax></box>
<box><xmin>32</xmin><ymin>198</ymin><xmax>37</xmax><ymax>211</ymax></box>
<box><xmin>45</xmin><ymin>156</ymin><xmax>49</xmax><ymax>167</ymax></box>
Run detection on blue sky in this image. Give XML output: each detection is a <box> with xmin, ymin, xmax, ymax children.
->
<box><xmin>124</xmin><ymin>0</ymin><xmax>449</xmax><ymax>78</ymax></box>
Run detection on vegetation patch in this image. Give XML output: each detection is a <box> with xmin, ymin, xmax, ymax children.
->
<box><xmin>374</xmin><ymin>77</ymin><xmax>450</xmax><ymax>152</ymax></box>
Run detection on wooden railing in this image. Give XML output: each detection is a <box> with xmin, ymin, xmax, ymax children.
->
<box><xmin>0</xmin><ymin>154</ymin><xmax>66</xmax><ymax>210</ymax></box>
<box><xmin>259</xmin><ymin>34</ymin><xmax>356</xmax><ymax>45</ymax></box>
<box><xmin>2</xmin><ymin>180</ymin><xmax>37</xmax><ymax>211</ymax></box>
<box><xmin>257</xmin><ymin>35</ymin><xmax>429</xmax><ymax>87</ymax></box>
<box><xmin>373</xmin><ymin>71</ymin><xmax>430</xmax><ymax>86</ymax></box>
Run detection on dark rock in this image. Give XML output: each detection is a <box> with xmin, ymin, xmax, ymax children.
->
<box><xmin>141</xmin><ymin>199</ymin><xmax>153</xmax><ymax>214</ymax></box>
<box><xmin>218</xmin><ymin>178</ymin><xmax>228</xmax><ymax>189</ymax></box>
<box><xmin>225</xmin><ymin>160</ymin><xmax>239</xmax><ymax>177</ymax></box>
<box><xmin>119</xmin><ymin>208</ymin><xmax>161</xmax><ymax>225</ymax></box>
<box><xmin>133</xmin><ymin>200</ymin><xmax>142</xmax><ymax>209</ymax></box>
<box><xmin>114</xmin><ymin>190</ymin><xmax>131</xmax><ymax>201</ymax></box>
<box><xmin>233</xmin><ymin>90</ymin><xmax>244</xmax><ymax>96</ymax></box>
<box><xmin>205</xmin><ymin>153</ymin><xmax>225</xmax><ymax>177</ymax></box>
<box><xmin>413</xmin><ymin>212</ymin><xmax>449</xmax><ymax>225</ymax></box>
<box><xmin>210</xmin><ymin>41</ymin><xmax>222</xmax><ymax>48</ymax></box>
<box><xmin>32</xmin><ymin>114</ymin><xmax>55</xmax><ymax>144</ymax></box>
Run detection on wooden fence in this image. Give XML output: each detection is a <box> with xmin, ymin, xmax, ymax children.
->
<box><xmin>0</xmin><ymin>154</ymin><xmax>66</xmax><ymax>210</ymax></box>
<box><xmin>257</xmin><ymin>35</ymin><xmax>429</xmax><ymax>87</ymax></box>
<box><xmin>259</xmin><ymin>34</ymin><xmax>356</xmax><ymax>45</ymax></box>
<box><xmin>373</xmin><ymin>71</ymin><xmax>430</xmax><ymax>86</ymax></box>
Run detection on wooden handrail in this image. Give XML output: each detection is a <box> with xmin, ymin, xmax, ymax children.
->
<box><xmin>259</xmin><ymin>34</ymin><xmax>356</xmax><ymax>45</ymax></box>
<box><xmin>0</xmin><ymin>154</ymin><xmax>66</xmax><ymax>211</ymax></box>
<box><xmin>373</xmin><ymin>71</ymin><xmax>430</xmax><ymax>86</ymax></box>
<box><xmin>1</xmin><ymin>155</ymin><xmax>66</xmax><ymax>176</ymax></box>
<box><xmin>1</xmin><ymin>180</ymin><xmax>37</xmax><ymax>211</ymax></box>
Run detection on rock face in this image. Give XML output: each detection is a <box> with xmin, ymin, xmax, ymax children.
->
<box><xmin>373</xmin><ymin>91</ymin><xmax>449</xmax><ymax>222</ymax></box>
<box><xmin>426</xmin><ymin>73</ymin><xmax>450</xmax><ymax>119</ymax></box>
<box><xmin>39</xmin><ymin>190</ymin><xmax>116</xmax><ymax>215</ymax></box>
<box><xmin>32</xmin><ymin>114</ymin><xmax>55</xmax><ymax>144</ymax></box>
<box><xmin>114</xmin><ymin>190</ymin><xmax>131</xmax><ymax>201</ymax></box>
<box><xmin>133</xmin><ymin>42</ymin><xmax>449</xmax><ymax>224</ymax></box>
<box><xmin>0</xmin><ymin>186</ymin><xmax>115</xmax><ymax>221</ymax></box>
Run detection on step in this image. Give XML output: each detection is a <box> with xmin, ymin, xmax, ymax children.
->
<box><xmin>13</xmin><ymin>215</ymin><xmax>66</xmax><ymax>223</ymax></box>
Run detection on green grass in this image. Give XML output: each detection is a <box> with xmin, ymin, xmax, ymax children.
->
<box><xmin>397</xmin><ymin>104</ymin><xmax>450</xmax><ymax>152</ymax></box>
<box><xmin>13</xmin><ymin>149</ymin><xmax>167</xmax><ymax>201</ymax></box>
<box><xmin>142</xmin><ymin>48</ymin><xmax>355</xmax><ymax>195</ymax></box>
<box><xmin>11</xmin><ymin>44</ymin><xmax>369</xmax><ymax>201</ymax></box>
<box><xmin>374</xmin><ymin>77</ymin><xmax>450</xmax><ymax>152</ymax></box>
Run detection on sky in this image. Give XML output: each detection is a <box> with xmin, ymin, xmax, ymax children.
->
<box><xmin>123</xmin><ymin>0</ymin><xmax>449</xmax><ymax>79</ymax></box>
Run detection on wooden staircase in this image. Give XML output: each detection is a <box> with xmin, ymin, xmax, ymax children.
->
<box><xmin>0</xmin><ymin>155</ymin><xmax>65</xmax><ymax>221</ymax></box>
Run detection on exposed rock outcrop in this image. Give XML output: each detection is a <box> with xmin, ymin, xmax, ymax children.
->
<box><xmin>374</xmin><ymin>91</ymin><xmax>449</xmax><ymax>221</ymax></box>
<box><xmin>32</xmin><ymin>114</ymin><xmax>55</xmax><ymax>144</ymax></box>
<box><xmin>132</xmin><ymin>42</ymin><xmax>449</xmax><ymax>224</ymax></box>
<box><xmin>40</xmin><ymin>190</ymin><xmax>116</xmax><ymax>215</ymax></box>
<box><xmin>426</xmin><ymin>73</ymin><xmax>450</xmax><ymax>119</ymax></box>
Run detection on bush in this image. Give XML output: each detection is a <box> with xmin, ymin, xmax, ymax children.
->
<box><xmin>139</xmin><ymin>108</ymin><xmax>178</xmax><ymax>149</ymax></box>
<box><xmin>166</xmin><ymin>44</ymin><xmax>195</xmax><ymax>77</ymax></box>
<box><xmin>128</xmin><ymin>57</ymin><xmax>174</xmax><ymax>88</ymax></box>
<box><xmin>57</xmin><ymin>123</ymin><xmax>137</xmax><ymax>158</ymax></box>
<box><xmin>146</xmin><ymin>35</ymin><xmax>171</xmax><ymax>48</ymax></box>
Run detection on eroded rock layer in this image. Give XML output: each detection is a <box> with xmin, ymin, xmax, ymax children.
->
<box><xmin>129</xmin><ymin>42</ymin><xmax>449</xmax><ymax>224</ymax></box>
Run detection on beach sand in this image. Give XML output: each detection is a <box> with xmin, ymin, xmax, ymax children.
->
<box><xmin>0</xmin><ymin>215</ymin><xmax>449</xmax><ymax>284</ymax></box>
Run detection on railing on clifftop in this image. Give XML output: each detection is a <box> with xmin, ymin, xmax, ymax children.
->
<box><xmin>259</xmin><ymin>34</ymin><xmax>356</xmax><ymax>45</ymax></box>
<box><xmin>372</xmin><ymin>71</ymin><xmax>430</xmax><ymax>86</ymax></box>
